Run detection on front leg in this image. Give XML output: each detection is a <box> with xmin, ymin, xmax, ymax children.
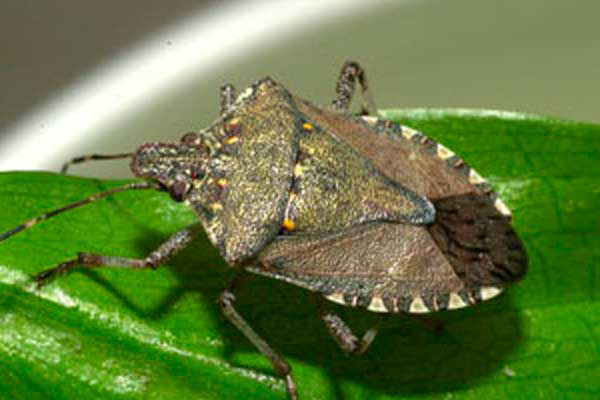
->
<box><xmin>220</xmin><ymin>83</ymin><xmax>237</xmax><ymax>115</ymax></box>
<box><xmin>219</xmin><ymin>275</ymin><xmax>298</xmax><ymax>400</ymax></box>
<box><xmin>332</xmin><ymin>60</ymin><xmax>377</xmax><ymax>115</ymax></box>
<box><xmin>35</xmin><ymin>224</ymin><xmax>201</xmax><ymax>286</ymax></box>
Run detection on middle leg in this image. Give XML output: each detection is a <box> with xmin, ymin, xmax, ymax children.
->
<box><xmin>219</xmin><ymin>275</ymin><xmax>298</xmax><ymax>400</ymax></box>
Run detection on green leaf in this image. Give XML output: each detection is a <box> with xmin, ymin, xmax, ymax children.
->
<box><xmin>1</xmin><ymin>109</ymin><xmax>599</xmax><ymax>399</ymax></box>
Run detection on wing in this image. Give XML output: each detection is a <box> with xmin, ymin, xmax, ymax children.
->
<box><xmin>249</xmin><ymin>211</ymin><xmax>526</xmax><ymax>314</ymax></box>
<box><xmin>294</xmin><ymin>96</ymin><xmax>481</xmax><ymax>199</ymax></box>
<box><xmin>273</xmin><ymin>96</ymin><xmax>528</xmax><ymax>312</ymax></box>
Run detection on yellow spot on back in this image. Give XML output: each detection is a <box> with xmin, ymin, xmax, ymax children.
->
<box><xmin>294</xmin><ymin>164</ymin><xmax>304</xmax><ymax>177</ymax></box>
<box><xmin>303</xmin><ymin>122</ymin><xmax>314</xmax><ymax>131</ymax></box>
<box><xmin>217</xmin><ymin>178</ymin><xmax>228</xmax><ymax>187</ymax></box>
<box><xmin>282</xmin><ymin>218</ymin><xmax>295</xmax><ymax>231</ymax></box>
<box><xmin>225</xmin><ymin>136</ymin><xmax>239</xmax><ymax>144</ymax></box>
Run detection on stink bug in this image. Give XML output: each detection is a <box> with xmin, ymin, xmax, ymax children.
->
<box><xmin>0</xmin><ymin>61</ymin><xmax>527</xmax><ymax>399</ymax></box>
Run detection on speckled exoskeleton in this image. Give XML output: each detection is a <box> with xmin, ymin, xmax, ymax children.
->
<box><xmin>0</xmin><ymin>61</ymin><xmax>528</xmax><ymax>400</ymax></box>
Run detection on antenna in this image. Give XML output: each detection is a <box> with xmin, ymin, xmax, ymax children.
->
<box><xmin>0</xmin><ymin>181</ymin><xmax>159</xmax><ymax>241</ymax></box>
<box><xmin>61</xmin><ymin>152</ymin><xmax>134</xmax><ymax>173</ymax></box>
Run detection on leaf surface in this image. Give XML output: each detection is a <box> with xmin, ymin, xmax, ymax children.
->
<box><xmin>0</xmin><ymin>109</ymin><xmax>599</xmax><ymax>399</ymax></box>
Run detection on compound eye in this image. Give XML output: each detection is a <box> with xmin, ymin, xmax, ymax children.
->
<box><xmin>169</xmin><ymin>181</ymin><xmax>190</xmax><ymax>202</ymax></box>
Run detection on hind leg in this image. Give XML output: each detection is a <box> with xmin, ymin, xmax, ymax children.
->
<box><xmin>332</xmin><ymin>60</ymin><xmax>377</xmax><ymax>115</ymax></box>
<box><xmin>317</xmin><ymin>295</ymin><xmax>385</xmax><ymax>355</ymax></box>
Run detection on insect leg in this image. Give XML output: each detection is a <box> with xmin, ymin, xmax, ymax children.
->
<box><xmin>332</xmin><ymin>60</ymin><xmax>377</xmax><ymax>116</ymax></box>
<box><xmin>61</xmin><ymin>152</ymin><xmax>133</xmax><ymax>174</ymax></box>
<box><xmin>317</xmin><ymin>296</ymin><xmax>385</xmax><ymax>355</ymax></box>
<box><xmin>220</xmin><ymin>83</ymin><xmax>237</xmax><ymax>115</ymax></box>
<box><xmin>34</xmin><ymin>224</ymin><xmax>200</xmax><ymax>287</ymax></box>
<box><xmin>218</xmin><ymin>275</ymin><xmax>297</xmax><ymax>400</ymax></box>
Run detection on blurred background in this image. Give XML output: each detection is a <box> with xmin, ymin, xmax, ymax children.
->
<box><xmin>1</xmin><ymin>0</ymin><xmax>599</xmax><ymax>177</ymax></box>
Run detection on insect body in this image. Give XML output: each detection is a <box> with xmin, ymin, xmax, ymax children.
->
<box><xmin>0</xmin><ymin>61</ymin><xmax>527</xmax><ymax>399</ymax></box>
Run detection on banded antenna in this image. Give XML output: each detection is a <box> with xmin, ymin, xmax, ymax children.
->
<box><xmin>0</xmin><ymin>181</ymin><xmax>159</xmax><ymax>242</ymax></box>
<box><xmin>61</xmin><ymin>152</ymin><xmax>134</xmax><ymax>173</ymax></box>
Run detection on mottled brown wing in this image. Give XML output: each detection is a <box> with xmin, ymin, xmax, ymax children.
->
<box><xmin>250</xmin><ymin>221</ymin><xmax>507</xmax><ymax>314</ymax></box>
<box><xmin>268</xmin><ymin>95</ymin><xmax>528</xmax><ymax>310</ymax></box>
<box><xmin>428</xmin><ymin>193</ymin><xmax>527</xmax><ymax>287</ymax></box>
<box><xmin>294</xmin><ymin>97</ymin><xmax>475</xmax><ymax>199</ymax></box>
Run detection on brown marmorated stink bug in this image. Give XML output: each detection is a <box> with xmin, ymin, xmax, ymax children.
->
<box><xmin>1</xmin><ymin>61</ymin><xmax>527</xmax><ymax>399</ymax></box>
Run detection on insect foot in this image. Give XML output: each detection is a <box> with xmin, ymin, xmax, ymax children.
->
<box><xmin>218</xmin><ymin>279</ymin><xmax>298</xmax><ymax>399</ymax></box>
<box><xmin>0</xmin><ymin>60</ymin><xmax>527</xmax><ymax>399</ymax></box>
